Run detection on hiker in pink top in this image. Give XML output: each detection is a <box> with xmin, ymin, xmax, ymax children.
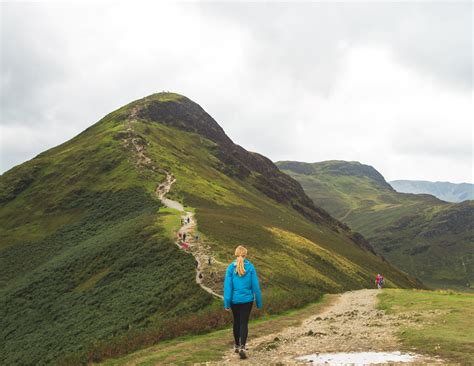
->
<box><xmin>375</xmin><ymin>273</ymin><xmax>384</xmax><ymax>289</ymax></box>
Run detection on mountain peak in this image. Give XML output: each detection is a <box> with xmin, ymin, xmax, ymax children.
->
<box><xmin>277</xmin><ymin>160</ymin><xmax>394</xmax><ymax>191</ymax></box>
<box><xmin>131</xmin><ymin>92</ymin><xmax>233</xmax><ymax>146</ymax></box>
<box><xmin>124</xmin><ymin>94</ymin><xmax>345</xmax><ymax>228</ymax></box>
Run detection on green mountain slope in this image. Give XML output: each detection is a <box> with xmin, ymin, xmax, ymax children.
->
<box><xmin>0</xmin><ymin>94</ymin><xmax>421</xmax><ymax>365</ymax></box>
<box><xmin>277</xmin><ymin>160</ymin><xmax>474</xmax><ymax>291</ymax></box>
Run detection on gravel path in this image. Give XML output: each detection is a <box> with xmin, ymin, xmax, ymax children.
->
<box><xmin>156</xmin><ymin>172</ymin><xmax>225</xmax><ymax>300</ymax></box>
<box><xmin>222</xmin><ymin>289</ymin><xmax>443</xmax><ymax>364</ymax></box>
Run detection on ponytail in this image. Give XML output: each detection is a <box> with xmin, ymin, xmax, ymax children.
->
<box><xmin>234</xmin><ymin>245</ymin><xmax>248</xmax><ymax>277</ymax></box>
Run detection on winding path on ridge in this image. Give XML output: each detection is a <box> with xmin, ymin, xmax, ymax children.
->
<box><xmin>155</xmin><ymin>173</ymin><xmax>224</xmax><ymax>300</ymax></box>
<box><xmin>123</xmin><ymin>105</ymin><xmax>224</xmax><ymax>300</ymax></box>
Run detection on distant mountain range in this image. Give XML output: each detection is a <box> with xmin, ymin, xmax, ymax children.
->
<box><xmin>389</xmin><ymin>180</ymin><xmax>473</xmax><ymax>203</ymax></box>
<box><xmin>277</xmin><ymin>160</ymin><xmax>474</xmax><ymax>291</ymax></box>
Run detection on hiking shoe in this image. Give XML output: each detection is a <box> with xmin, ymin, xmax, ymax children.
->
<box><xmin>234</xmin><ymin>345</ymin><xmax>239</xmax><ymax>353</ymax></box>
<box><xmin>239</xmin><ymin>346</ymin><xmax>247</xmax><ymax>359</ymax></box>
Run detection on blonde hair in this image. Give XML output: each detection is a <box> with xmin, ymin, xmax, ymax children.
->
<box><xmin>235</xmin><ymin>245</ymin><xmax>248</xmax><ymax>277</ymax></box>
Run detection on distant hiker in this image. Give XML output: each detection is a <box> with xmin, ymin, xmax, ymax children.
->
<box><xmin>208</xmin><ymin>257</ymin><xmax>212</xmax><ymax>265</ymax></box>
<box><xmin>178</xmin><ymin>232</ymin><xmax>182</xmax><ymax>241</ymax></box>
<box><xmin>182</xmin><ymin>233</ymin><xmax>187</xmax><ymax>241</ymax></box>
<box><xmin>195</xmin><ymin>234</ymin><xmax>199</xmax><ymax>241</ymax></box>
<box><xmin>187</xmin><ymin>217</ymin><xmax>191</xmax><ymax>224</ymax></box>
<box><xmin>379</xmin><ymin>275</ymin><xmax>385</xmax><ymax>288</ymax></box>
<box><xmin>376</xmin><ymin>273</ymin><xmax>384</xmax><ymax>289</ymax></box>
<box><xmin>224</xmin><ymin>245</ymin><xmax>262</xmax><ymax>359</ymax></box>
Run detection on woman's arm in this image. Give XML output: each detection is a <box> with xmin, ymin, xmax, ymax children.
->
<box><xmin>223</xmin><ymin>265</ymin><xmax>233</xmax><ymax>309</ymax></box>
<box><xmin>251</xmin><ymin>266</ymin><xmax>263</xmax><ymax>309</ymax></box>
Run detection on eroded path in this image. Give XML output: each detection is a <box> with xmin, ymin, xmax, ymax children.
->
<box><xmin>123</xmin><ymin>107</ymin><xmax>225</xmax><ymax>300</ymax></box>
<box><xmin>223</xmin><ymin>289</ymin><xmax>443</xmax><ymax>364</ymax></box>
<box><xmin>156</xmin><ymin>172</ymin><xmax>225</xmax><ymax>300</ymax></box>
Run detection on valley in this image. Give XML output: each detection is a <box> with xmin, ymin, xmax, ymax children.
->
<box><xmin>277</xmin><ymin>160</ymin><xmax>474</xmax><ymax>290</ymax></box>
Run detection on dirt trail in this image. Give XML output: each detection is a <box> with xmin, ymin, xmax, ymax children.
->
<box><xmin>223</xmin><ymin>289</ymin><xmax>443</xmax><ymax>364</ymax></box>
<box><xmin>155</xmin><ymin>174</ymin><xmax>183</xmax><ymax>211</ymax></box>
<box><xmin>339</xmin><ymin>208</ymin><xmax>354</xmax><ymax>222</ymax></box>
<box><xmin>123</xmin><ymin>106</ymin><xmax>153</xmax><ymax>168</ymax></box>
<box><xmin>155</xmin><ymin>172</ymin><xmax>225</xmax><ymax>300</ymax></box>
<box><xmin>123</xmin><ymin>107</ymin><xmax>225</xmax><ymax>300</ymax></box>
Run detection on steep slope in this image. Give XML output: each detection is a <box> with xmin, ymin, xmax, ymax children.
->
<box><xmin>277</xmin><ymin>160</ymin><xmax>474</xmax><ymax>290</ymax></box>
<box><xmin>390</xmin><ymin>180</ymin><xmax>474</xmax><ymax>203</ymax></box>
<box><xmin>0</xmin><ymin>94</ymin><xmax>420</xmax><ymax>365</ymax></box>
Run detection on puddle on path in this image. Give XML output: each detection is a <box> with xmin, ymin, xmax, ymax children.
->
<box><xmin>297</xmin><ymin>351</ymin><xmax>420</xmax><ymax>365</ymax></box>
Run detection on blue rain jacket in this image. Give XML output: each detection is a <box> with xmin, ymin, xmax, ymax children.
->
<box><xmin>224</xmin><ymin>259</ymin><xmax>262</xmax><ymax>309</ymax></box>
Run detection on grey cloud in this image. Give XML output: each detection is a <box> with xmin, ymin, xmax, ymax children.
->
<box><xmin>392</xmin><ymin>131</ymin><xmax>473</xmax><ymax>159</ymax></box>
<box><xmin>1</xmin><ymin>4</ymin><xmax>69</xmax><ymax>125</ymax></box>
<box><xmin>200</xmin><ymin>2</ymin><xmax>472</xmax><ymax>91</ymax></box>
<box><xmin>0</xmin><ymin>1</ymin><xmax>472</xmax><ymax>183</ymax></box>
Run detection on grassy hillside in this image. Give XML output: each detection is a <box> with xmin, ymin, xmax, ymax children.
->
<box><xmin>1</xmin><ymin>94</ymin><xmax>420</xmax><ymax>365</ymax></box>
<box><xmin>378</xmin><ymin>289</ymin><xmax>474</xmax><ymax>364</ymax></box>
<box><xmin>277</xmin><ymin>160</ymin><xmax>474</xmax><ymax>290</ymax></box>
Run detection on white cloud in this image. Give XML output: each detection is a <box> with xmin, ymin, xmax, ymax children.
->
<box><xmin>1</xmin><ymin>1</ymin><xmax>472</xmax><ymax>183</ymax></box>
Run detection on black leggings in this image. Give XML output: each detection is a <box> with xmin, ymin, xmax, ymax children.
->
<box><xmin>231</xmin><ymin>301</ymin><xmax>253</xmax><ymax>347</ymax></box>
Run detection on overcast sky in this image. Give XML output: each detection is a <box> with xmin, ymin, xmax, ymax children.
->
<box><xmin>1</xmin><ymin>1</ymin><xmax>472</xmax><ymax>183</ymax></box>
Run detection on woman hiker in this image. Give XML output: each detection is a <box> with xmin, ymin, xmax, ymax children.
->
<box><xmin>224</xmin><ymin>245</ymin><xmax>262</xmax><ymax>359</ymax></box>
